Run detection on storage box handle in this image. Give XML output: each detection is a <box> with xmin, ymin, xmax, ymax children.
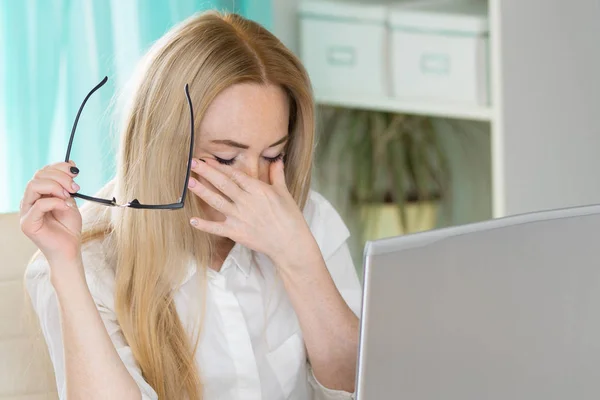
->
<box><xmin>327</xmin><ymin>46</ymin><xmax>356</xmax><ymax>66</ymax></box>
<box><xmin>420</xmin><ymin>53</ymin><xmax>451</xmax><ymax>75</ymax></box>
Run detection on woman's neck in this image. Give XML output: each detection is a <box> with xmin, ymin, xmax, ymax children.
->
<box><xmin>210</xmin><ymin>237</ymin><xmax>235</xmax><ymax>272</ymax></box>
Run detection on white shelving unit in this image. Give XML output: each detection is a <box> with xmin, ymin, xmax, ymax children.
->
<box><xmin>315</xmin><ymin>93</ymin><xmax>493</xmax><ymax>122</ymax></box>
<box><xmin>275</xmin><ymin>0</ymin><xmax>600</xmax><ymax>221</ymax></box>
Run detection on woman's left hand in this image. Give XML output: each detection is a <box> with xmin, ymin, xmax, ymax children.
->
<box><xmin>187</xmin><ymin>158</ymin><xmax>313</xmax><ymax>265</ymax></box>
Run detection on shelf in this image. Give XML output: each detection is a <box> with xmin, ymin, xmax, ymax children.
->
<box><xmin>315</xmin><ymin>93</ymin><xmax>493</xmax><ymax>122</ymax></box>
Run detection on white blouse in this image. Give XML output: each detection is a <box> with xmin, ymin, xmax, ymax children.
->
<box><xmin>25</xmin><ymin>190</ymin><xmax>362</xmax><ymax>400</ymax></box>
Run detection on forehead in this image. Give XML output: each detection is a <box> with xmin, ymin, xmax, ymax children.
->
<box><xmin>199</xmin><ymin>82</ymin><xmax>289</xmax><ymax>143</ymax></box>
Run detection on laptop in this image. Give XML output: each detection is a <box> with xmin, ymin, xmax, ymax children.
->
<box><xmin>355</xmin><ymin>204</ymin><xmax>600</xmax><ymax>399</ymax></box>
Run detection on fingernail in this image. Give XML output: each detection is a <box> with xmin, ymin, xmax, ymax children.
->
<box><xmin>65</xmin><ymin>201</ymin><xmax>72</xmax><ymax>208</ymax></box>
<box><xmin>190</xmin><ymin>218</ymin><xmax>199</xmax><ymax>226</ymax></box>
<box><xmin>63</xmin><ymin>189</ymin><xmax>71</xmax><ymax>198</ymax></box>
<box><xmin>191</xmin><ymin>159</ymin><xmax>198</xmax><ymax>168</ymax></box>
<box><xmin>70</xmin><ymin>166</ymin><xmax>79</xmax><ymax>174</ymax></box>
<box><xmin>188</xmin><ymin>178</ymin><xmax>197</xmax><ymax>188</ymax></box>
<box><xmin>72</xmin><ymin>182</ymin><xmax>80</xmax><ymax>192</ymax></box>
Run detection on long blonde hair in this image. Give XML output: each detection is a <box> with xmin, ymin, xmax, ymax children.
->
<box><xmin>78</xmin><ymin>11</ymin><xmax>314</xmax><ymax>400</ymax></box>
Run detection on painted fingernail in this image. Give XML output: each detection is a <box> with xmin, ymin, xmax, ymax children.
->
<box><xmin>63</xmin><ymin>189</ymin><xmax>71</xmax><ymax>198</ymax></box>
<box><xmin>70</xmin><ymin>166</ymin><xmax>79</xmax><ymax>174</ymax></box>
<box><xmin>188</xmin><ymin>178</ymin><xmax>197</xmax><ymax>188</ymax></box>
<box><xmin>190</xmin><ymin>218</ymin><xmax>199</xmax><ymax>226</ymax></box>
<box><xmin>72</xmin><ymin>182</ymin><xmax>80</xmax><ymax>192</ymax></box>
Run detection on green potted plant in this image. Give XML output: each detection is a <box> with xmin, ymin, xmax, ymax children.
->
<box><xmin>313</xmin><ymin>106</ymin><xmax>451</xmax><ymax>260</ymax></box>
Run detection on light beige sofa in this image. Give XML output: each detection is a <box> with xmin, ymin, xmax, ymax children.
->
<box><xmin>0</xmin><ymin>213</ymin><xmax>57</xmax><ymax>399</ymax></box>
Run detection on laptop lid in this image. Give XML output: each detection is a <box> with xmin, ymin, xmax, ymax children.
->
<box><xmin>356</xmin><ymin>205</ymin><xmax>600</xmax><ymax>399</ymax></box>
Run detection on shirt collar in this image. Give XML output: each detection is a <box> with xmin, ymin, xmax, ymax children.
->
<box><xmin>228</xmin><ymin>242</ymin><xmax>253</xmax><ymax>277</ymax></box>
<box><xmin>175</xmin><ymin>242</ymin><xmax>253</xmax><ymax>289</ymax></box>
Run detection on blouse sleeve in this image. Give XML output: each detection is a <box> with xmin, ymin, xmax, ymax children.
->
<box><xmin>24</xmin><ymin>243</ymin><xmax>158</xmax><ymax>399</ymax></box>
<box><xmin>304</xmin><ymin>191</ymin><xmax>362</xmax><ymax>399</ymax></box>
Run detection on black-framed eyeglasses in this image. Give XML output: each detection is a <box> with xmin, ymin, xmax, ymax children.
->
<box><xmin>65</xmin><ymin>76</ymin><xmax>195</xmax><ymax>210</ymax></box>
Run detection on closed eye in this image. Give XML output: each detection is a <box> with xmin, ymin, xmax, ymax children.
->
<box><xmin>214</xmin><ymin>156</ymin><xmax>235</xmax><ymax>165</ymax></box>
<box><xmin>214</xmin><ymin>153</ymin><xmax>284</xmax><ymax>166</ymax></box>
<box><xmin>264</xmin><ymin>153</ymin><xmax>284</xmax><ymax>164</ymax></box>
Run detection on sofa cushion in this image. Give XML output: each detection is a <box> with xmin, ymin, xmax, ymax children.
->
<box><xmin>0</xmin><ymin>213</ymin><xmax>57</xmax><ymax>398</ymax></box>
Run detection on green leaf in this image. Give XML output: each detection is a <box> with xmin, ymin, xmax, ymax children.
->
<box><xmin>313</xmin><ymin>107</ymin><xmax>451</xmax><ymax>237</ymax></box>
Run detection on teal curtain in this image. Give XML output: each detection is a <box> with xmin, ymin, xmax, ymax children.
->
<box><xmin>0</xmin><ymin>0</ymin><xmax>272</xmax><ymax>213</ymax></box>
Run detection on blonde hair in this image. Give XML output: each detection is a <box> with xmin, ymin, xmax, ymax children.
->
<box><xmin>72</xmin><ymin>11</ymin><xmax>314</xmax><ymax>400</ymax></box>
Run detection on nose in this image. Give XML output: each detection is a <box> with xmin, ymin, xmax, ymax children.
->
<box><xmin>240</xmin><ymin>160</ymin><xmax>260</xmax><ymax>180</ymax></box>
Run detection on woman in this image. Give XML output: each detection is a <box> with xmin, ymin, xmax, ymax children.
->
<box><xmin>22</xmin><ymin>11</ymin><xmax>361</xmax><ymax>400</ymax></box>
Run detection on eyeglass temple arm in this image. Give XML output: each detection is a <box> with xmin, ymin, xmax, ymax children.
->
<box><xmin>70</xmin><ymin>192</ymin><xmax>117</xmax><ymax>206</ymax></box>
<box><xmin>65</xmin><ymin>76</ymin><xmax>109</xmax><ymax>163</ymax></box>
<box><xmin>63</xmin><ymin>79</ymin><xmax>193</xmax><ymax>211</ymax></box>
<box><xmin>179</xmin><ymin>83</ymin><xmax>194</xmax><ymax>205</ymax></box>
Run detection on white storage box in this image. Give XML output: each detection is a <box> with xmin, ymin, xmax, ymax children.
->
<box><xmin>389</xmin><ymin>1</ymin><xmax>489</xmax><ymax>105</ymax></box>
<box><xmin>299</xmin><ymin>0</ymin><xmax>389</xmax><ymax>98</ymax></box>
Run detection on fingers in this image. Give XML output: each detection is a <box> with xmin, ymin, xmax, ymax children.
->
<box><xmin>21</xmin><ymin>197</ymin><xmax>72</xmax><ymax>235</ymax></box>
<box><xmin>187</xmin><ymin>177</ymin><xmax>236</xmax><ymax>215</ymax></box>
<box><xmin>23</xmin><ymin>179</ymin><xmax>69</xmax><ymax>205</ymax></box>
<box><xmin>21</xmin><ymin>164</ymin><xmax>80</xmax><ymax>215</ymax></box>
<box><xmin>194</xmin><ymin>158</ymin><xmax>255</xmax><ymax>194</ymax></box>
<box><xmin>269</xmin><ymin>159</ymin><xmax>287</xmax><ymax>189</ymax></box>
<box><xmin>189</xmin><ymin>217</ymin><xmax>230</xmax><ymax>238</ymax></box>
<box><xmin>54</xmin><ymin>160</ymin><xmax>80</xmax><ymax>176</ymax></box>
<box><xmin>36</xmin><ymin>168</ymin><xmax>80</xmax><ymax>193</ymax></box>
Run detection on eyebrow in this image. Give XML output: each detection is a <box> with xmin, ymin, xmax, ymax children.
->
<box><xmin>210</xmin><ymin>135</ymin><xmax>289</xmax><ymax>149</ymax></box>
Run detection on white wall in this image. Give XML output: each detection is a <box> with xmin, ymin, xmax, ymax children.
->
<box><xmin>495</xmin><ymin>0</ymin><xmax>600</xmax><ymax>215</ymax></box>
<box><xmin>272</xmin><ymin>0</ymin><xmax>301</xmax><ymax>55</ymax></box>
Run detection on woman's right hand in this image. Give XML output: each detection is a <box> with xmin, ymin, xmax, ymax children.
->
<box><xmin>20</xmin><ymin>161</ymin><xmax>83</xmax><ymax>266</ymax></box>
